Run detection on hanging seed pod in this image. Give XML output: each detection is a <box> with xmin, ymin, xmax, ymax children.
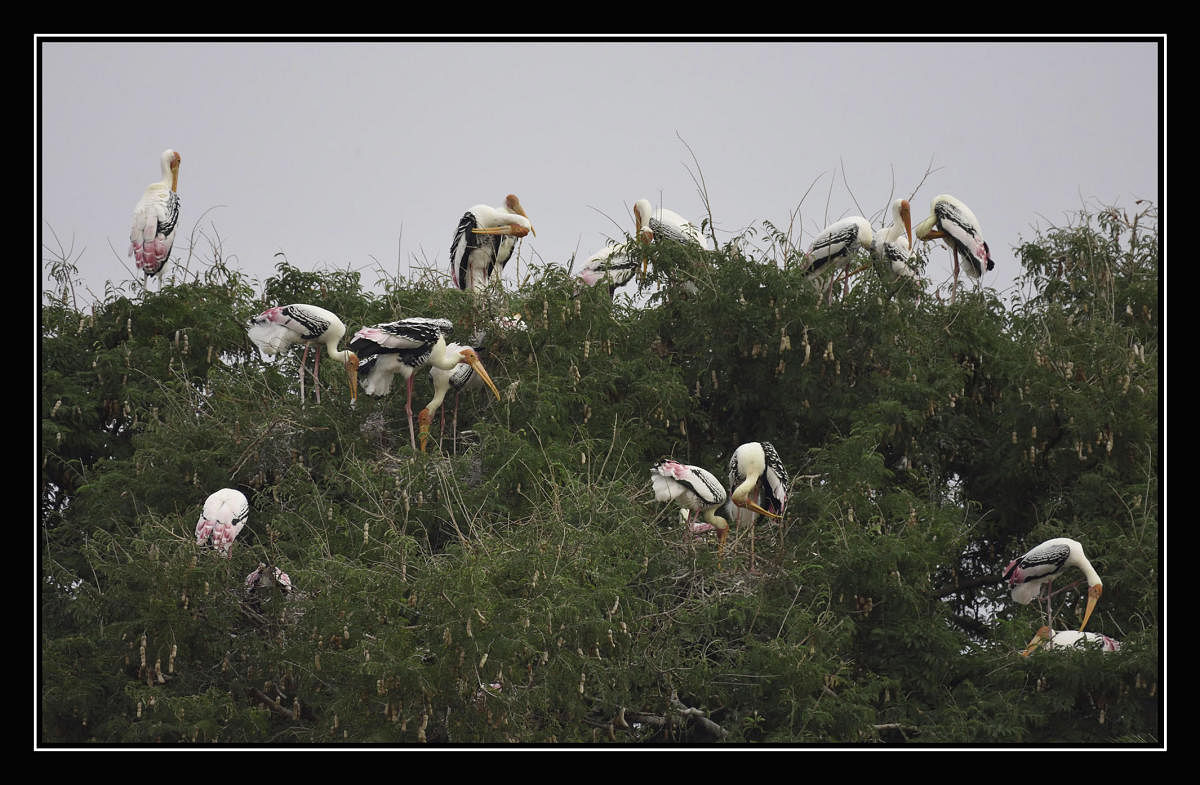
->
<box><xmin>779</xmin><ymin>328</ymin><xmax>791</xmax><ymax>353</ymax></box>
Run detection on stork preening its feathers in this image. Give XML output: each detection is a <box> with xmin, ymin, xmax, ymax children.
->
<box><xmin>632</xmin><ymin>198</ymin><xmax>709</xmax><ymax>280</ymax></box>
<box><xmin>914</xmin><ymin>194</ymin><xmax>994</xmax><ymax>301</ymax></box>
<box><xmin>805</xmin><ymin>215</ymin><xmax>873</xmax><ymax>301</ymax></box>
<box><xmin>450</xmin><ymin>194</ymin><xmax>535</xmax><ymax>291</ymax></box>
<box><xmin>195</xmin><ymin>488</ymin><xmax>249</xmax><ymax>558</ymax></box>
<box><xmin>870</xmin><ymin>198</ymin><xmax>920</xmax><ymax>286</ymax></box>
<box><xmin>651</xmin><ymin>459</ymin><xmax>730</xmax><ymax>559</ymax></box>
<box><xmin>1004</xmin><ymin>537</ymin><xmax>1103</xmax><ymax>634</ymax></box>
<box><xmin>577</xmin><ymin>244</ymin><xmax>640</xmax><ymax>297</ymax></box>
<box><xmin>129</xmin><ymin>149</ymin><xmax>182</xmax><ymax>278</ymax></box>
<box><xmin>247</xmin><ymin>304</ymin><xmax>359</xmax><ymax>406</ymax></box>
<box><xmin>351</xmin><ymin>318</ymin><xmax>500</xmax><ymax>451</ymax></box>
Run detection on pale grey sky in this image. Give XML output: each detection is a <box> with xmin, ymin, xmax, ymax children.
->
<box><xmin>38</xmin><ymin>38</ymin><xmax>1161</xmax><ymax>305</ymax></box>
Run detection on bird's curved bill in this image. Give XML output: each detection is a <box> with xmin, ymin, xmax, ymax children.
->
<box><xmin>472</xmin><ymin>225</ymin><xmax>530</xmax><ymax>238</ymax></box>
<box><xmin>1078</xmin><ymin>584</ymin><xmax>1102</xmax><ymax>632</ymax></box>
<box><xmin>740</xmin><ymin>499</ymin><xmax>782</xmax><ymax>519</ymax></box>
<box><xmin>468</xmin><ymin>357</ymin><xmax>501</xmax><ymax>401</ymax></box>
<box><xmin>1021</xmin><ymin>626</ymin><xmax>1052</xmax><ymax>657</ymax></box>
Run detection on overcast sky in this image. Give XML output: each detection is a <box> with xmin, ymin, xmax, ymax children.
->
<box><xmin>38</xmin><ymin>38</ymin><xmax>1161</xmax><ymax>306</ymax></box>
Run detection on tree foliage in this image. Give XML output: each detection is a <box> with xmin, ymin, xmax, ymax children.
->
<box><xmin>39</xmin><ymin>203</ymin><xmax>1160</xmax><ymax>745</ymax></box>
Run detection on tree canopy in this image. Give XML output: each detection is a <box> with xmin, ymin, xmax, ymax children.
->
<box><xmin>39</xmin><ymin>202</ymin><xmax>1160</xmax><ymax>745</ymax></box>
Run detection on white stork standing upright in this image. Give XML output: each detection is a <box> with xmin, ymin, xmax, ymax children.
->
<box><xmin>650</xmin><ymin>459</ymin><xmax>730</xmax><ymax>560</ymax></box>
<box><xmin>195</xmin><ymin>488</ymin><xmax>249</xmax><ymax>558</ymax></box>
<box><xmin>419</xmin><ymin>341</ymin><xmax>491</xmax><ymax>453</ymax></box>
<box><xmin>1004</xmin><ymin>537</ymin><xmax>1104</xmax><ymax>633</ymax></box>
<box><xmin>351</xmin><ymin>318</ymin><xmax>500</xmax><ymax>451</ymax></box>
<box><xmin>913</xmin><ymin>194</ymin><xmax>994</xmax><ymax>302</ymax></box>
<box><xmin>450</xmin><ymin>194</ymin><xmax>535</xmax><ymax>291</ymax></box>
<box><xmin>247</xmin><ymin>304</ymin><xmax>359</xmax><ymax>406</ymax></box>
<box><xmin>632</xmin><ymin>198</ymin><xmax>710</xmax><ymax>280</ymax></box>
<box><xmin>1020</xmin><ymin>625</ymin><xmax>1121</xmax><ymax>657</ymax></box>
<box><xmin>129</xmin><ymin>149</ymin><xmax>182</xmax><ymax>279</ymax></box>
<box><xmin>727</xmin><ymin>441</ymin><xmax>789</xmax><ymax>570</ymax></box>
<box><xmin>805</xmin><ymin>215</ymin><xmax>873</xmax><ymax>302</ymax></box>
<box><xmin>870</xmin><ymin>198</ymin><xmax>920</xmax><ymax>286</ymax></box>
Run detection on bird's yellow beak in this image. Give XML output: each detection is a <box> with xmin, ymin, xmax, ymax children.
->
<box><xmin>1021</xmin><ymin>626</ymin><xmax>1053</xmax><ymax>657</ymax></box>
<box><xmin>1079</xmin><ymin>584</ymin><xmax>1102</xmax><ymax>632</ymax></box>
<box><xmin>472</xmin><ymin>224</ymin><xmax>530</xmax><ymax>238</ymax></box>
<box><xmin>467</xmin><ymin>356</ymin><xmax>501</xmax><ymax>401</ymax></box>
<box><xmin>901</xmin><ymin>200</ymin><xmax>912</xmax><ymax>250</ymax></box>
<box><xmin>735</xmin><ymin>497</ymin><xmax>782</xmax><ymax>519</ymax></box>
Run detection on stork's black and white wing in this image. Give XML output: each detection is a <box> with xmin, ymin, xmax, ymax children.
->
<box><xmin>651</xmin><ymin>459</ymin><xmax>727</xmax><ymax>512</ymax></box>
<box><xmin>930</xmin><ymin>196</ymin><xmax>994</xmax><ymax>280</ymax></box>
<box><xmin>806</xmin><ymin>217</ymin><xmax>872</xmax><ymax>275</ymax></box>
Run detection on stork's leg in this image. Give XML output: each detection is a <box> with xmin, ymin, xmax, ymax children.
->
<box><xmin>299</xmin><ymin>344</ymin><xmax>310</xmax><ymax>404</ymax></box>
<box><xmin>313</xmin><ymin>349</ymin><xmax>321</xmax><ymax>405</ymax></box>
<box><xmin>452</xmin><ymin>395</ymin><xmax>460</xmax><ymax>457</ymax></box>
<box><xmin>405</xmin><ymin>374</ymin><xmax>417</xmax><ymax>451</ymax></box>
<box><xmin>952</xmin><ymin>248</ymin><xmax>960</xmax><ymax>304</ymax></box>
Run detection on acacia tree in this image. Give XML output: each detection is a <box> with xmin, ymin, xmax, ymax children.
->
<box><xmin>39</xmin><ymin>203</ymin><xmax>1159</xmax><ymax>744</ymax></box>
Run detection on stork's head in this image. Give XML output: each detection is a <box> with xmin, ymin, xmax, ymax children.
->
<box><xmin>163</xmin><ymin>149</ymin><xmax>181</xmax><ymax>191</ymax></box>
<box><xmin>472</xmin><ymin>214</ymin><xmax>533</xmax><ymax>239</ymax></box>
<box><xmin>898</xmin><ymin>199</ymin><xmax>912</xmax><ymax>250</ymax></box>
<box><xmin>633</xmin><ymin>199</ymin><xmax>654</xmax><ymax>243</ymax></box>
<box><xmin>454</xmin><ymin>347</ymin><xmax>501</xmax><ymax>401</ymax></box>
<box><xmin>505</xmin><ymin>194</ymin><xmax>535</xmax><ymax>237</ymax></box>
<box><xmin>1021</xmin><ymin>625</ymin><xmax>1054</xmax><ymax>657</ymax></box>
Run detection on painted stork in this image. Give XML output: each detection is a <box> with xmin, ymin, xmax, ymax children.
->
<box><xmin>1004</xmin><ymin>537</ymin><xmax>1103</xmax><ymax>633</ymax></box>
<box><xmin>419</xmin><ymin>341</ymin><xmax>491</xmax><ymax>453</ymax></box>
<box><xmin>577</xmin><ymin>244</ymin><xmax>640</xmax><ymax>297</ymax></box>
<box><xmin>129</xmin><ymin>149</ymin><xmax>182</xmax><ymax>278</ymax></box>
<box><xmin>727</xmin><ymin>441</ymin><xmax>789</xmax><ymax>569</ymax></box>
<box><xmin>1021</xmin><ymin>625</ymin><xmax>1120</xmax><ymax>657</ymax></box>
<box><xmin>247</xmin><ymin>304</ymin><xmax>359</xmax><ymax>406</ymax></box>
<box><xmin>633</xmin><ymin>198</ymin><xmax>709</xmax><ymax>279</ymax></box>
<box><xmin>805</xmin><ymin>215</ymin><xmax>873</xmax><ymax>301</ymax></box>
<box><xmin>914</xmin><ymin>194</ymin><xmax>994</xmax><ymax>300</ymax></box>
<box><xmin>245</xmin><ymin>563</ymin><xmax>293</xmax><ymax>594</ymax></box>
<box><xmin>450</xmin><ymin>194</ymin><xmax>535</xmax><ymax>291</ymax></box>
<box><xmin>650</xmin><ymin>459</ymin><xmax>730</xmax><ymax>559</ymax></box>
<box><xmin>351</xmin><ymin>318</ymin><xmax>500</xmax><ymax>451</ymax></box>
<box><xmin>870</xmin><ymin>198</ymin><xmax>920</xmax><ymax>285</ymax></box>
<box><xmin>195</xmin><ymin>488</ymin><xmax>249</xmax><ymax>558</ymax></box>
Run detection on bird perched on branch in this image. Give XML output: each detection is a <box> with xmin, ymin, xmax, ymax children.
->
<box><xmin>1004</xmin><ymin>537</ymin><xmax>1103</xmax><ymax>633</ymax></box>
<box><xmin>195</xmin><ymin>488</ymin><xmax>249</xmax><ymax>558</ymax></box>
<box><xmin>727</xmin><ymin>441</ymin><xmax>789</xmax><ymax>570</ymax></box>
<box><xmin>870</xmin><ymin>198</ymin><xmax>920</xmax><ymax>285</ymax></box>
<box><xmin>805</xmin><ymin>215</ymin><xmax>873</xmax><ymax>301</ymax></box>
<box><xmin>247</xmin><ymin>304</ymin><xmax>359</xmax><ymax>405</ymax></box>
<box><xmin>129</xmin><ymin>149</ymin><xmax>182</xmax><ymax>278</ymax></box>
<box><xmin>651</xmin><ymin>459</ymin><xmax>730</xmax><ymax>559</ymax></box>
<box><xmin>914</xmin><ymin>194</ymin><xmax>994</xmax><ymax>301</ymax></box>
<box><xmin>245</xmin><ymin>563</ymin><xmax>293</xmax><ymax>594</ymax></box>
<box><xmin>351</xmin><ymin>318</ymin><xmax>500</xmax><ymax>451</ymax></box>
<box><xmin>633</xmin><ymin>198</ymin><xmax>709</xmax><ymax>279</ymax></box>
<box><xmin>420</xmin><ymin>341</ymin><xmax>490</xmax><ymax>453</ymax></box>
<box><xmin>451</xmin><ymin>194</ymin><xmax>535</xmax><ymax>291</ymax></box>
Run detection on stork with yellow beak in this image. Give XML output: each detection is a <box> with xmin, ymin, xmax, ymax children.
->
<box><xmin>451</xmin><ymin>194</ymin><xmax>535</xmax><ymax>291</ymax></box>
